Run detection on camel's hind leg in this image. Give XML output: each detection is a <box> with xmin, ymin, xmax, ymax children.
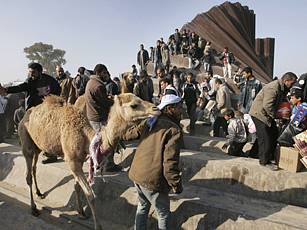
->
<box><xmin>19</xmin><ymin>120</ymin><xmax>41</xmax><ymax>216</ymax></box>
<box><xmin>32</xmin><ymin>152</ymin><xmax>45</xmax><ymax>199</ymax></box>
<box><xmin>22</xmin><ymin>140</ymin><xmax>41</xmax><ymax>216</ymax></box>
<box><xmin>67</xmin><ymin>160</ymin><xmax>102</xmax><ymax>230</ymax></box>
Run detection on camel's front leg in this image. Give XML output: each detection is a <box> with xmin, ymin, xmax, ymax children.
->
<box><xmin>74</xmin><ymin>181</ymin><xmax>87</xmax><ymax>218</ymax></box>
<box><xmin>24</xmin><ymin>151</ymin><xmax>40</xmax><ymax>216</ymax></box>
<box><xmin>32</xmin><ymin>151</ymin><xmax>45</xmax><ymax>199</ymax></box>
<box><xmin>68</xmin><ymin>160</ymin><xmax>102</xmax><ymax>230</ymax></box>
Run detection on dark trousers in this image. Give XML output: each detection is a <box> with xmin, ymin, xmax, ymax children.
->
<box><xmin>228</xmin><ymin>141</ymin><xmax>246</xmax><ymax>156</ymax></box>
<box><xmin>252</xmin><ymin>116</ymin><xmax>278</xmax><ymax>165</ymax></box>
<box><xmin>247</xmin><ymin>140</ymin><xmax>259</xmax><ymax>158</ymax></box>
<box><xmin>213</xmin><ymin>116</ymin><xmax>228</xmax><ymax>137</ymax></box>
<box><xmin>0</xmin><ymin>114</ymin><xmax>6</xmax><ymax>142</ymax></box>
<box><xmin>186</xmin><ymin>102</ymin><xmax>197</xmax><ymax>131</ymax></box>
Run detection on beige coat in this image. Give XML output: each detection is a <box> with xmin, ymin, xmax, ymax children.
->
<box><xmin>161</xmin><ymin>47</ymin><xmax>170</xmax><ymax>66</ymax></box>
<box><xmin>216</xmin><ymin>84</ymin><xmax>232</xmax><ymax>116</ymax></box>
<box><xmin>57</xmin><ymin>75</ymin><xmax>76</xmax><ymax>104</ymax></box>
<box><xmin>249</xmin><ymin>80</ymin><xmax>286</xmax><ymax>127</ymax></box>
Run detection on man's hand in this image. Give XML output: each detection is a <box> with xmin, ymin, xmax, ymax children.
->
<box><xmin>172</xmin><ymin>183</ymin><xmax>183</xmax><ymax>194</ymax></box>
<box><xmin>0</xmin><ymin>84</ymin><xmax>7</xmax><ymax>96</ymax></box>
<box><xmin>222</xmin><ymin>143</ymin><xmax>229</xmax><ymax>150</ymax></box>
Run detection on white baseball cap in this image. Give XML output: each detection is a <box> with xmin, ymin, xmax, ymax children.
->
<box><xmin>157</xmin><ymin>94</ymin><xmax>182</xmax><ymax>110</ymax></box>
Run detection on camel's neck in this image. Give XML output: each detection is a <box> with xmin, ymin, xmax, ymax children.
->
<box><xmin>101</xmin><ymin>112</ymin><xmax>129</xmax><ymax>150</ymax></box>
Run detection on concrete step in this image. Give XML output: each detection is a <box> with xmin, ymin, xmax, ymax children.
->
<box><xmin>0</xmin><ymin>181</ymin><xmax>128</xmax><ymax>230</ymax></box>
<box><xmin>182</xmin><ymin>134</ymin><xmax>226</xmax><ymax>153</ymax></box>
<box><xmin>0</xmin><ymin>142</ymin><xmax>128</xmax><ymax>230</ymax></box>
<box><xmin>117</xmin><ymin>141</ymin><xmax>307</xmax><ymax>208</ymax></box>
<box><xmin>95</xmin><ymin>173</ymin><xmax>307</xmax><ymax>230</ymax></box>
<box><xmin>1</xmin><ymin>142</ymin><xmax>307</xmax><ymax>229</ymax></box>
<box><xmin>0</xmin><ymin>143</ymin><xmax>307</xmax><ymax>229</ymax></box>
<box><xmin>0</xmin><ymin>190</ymin><xmax>60</xmax><ymax>230</ymax></box>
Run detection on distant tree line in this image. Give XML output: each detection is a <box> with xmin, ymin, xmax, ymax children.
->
<box><xmin>24</xmin><ymin>42</ymin><xmax>66</xmax><ymax>76</ymax></box>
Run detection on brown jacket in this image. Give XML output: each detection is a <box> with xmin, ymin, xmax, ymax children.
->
<box><xmin>56</xmin><ymin>74</ymin><xmax>76</xmax><ymax>104</ymax></box>
<box><xmin>85</xmin><ymin>75</ymin><xmax>113</xmax><ymax>122</ymax></box>
<box><xmin>216</xmin><ymin>84</ymin><xmax>232</xmax><ymax>116</ymax></box>
<box><xmin>249</xmin><ymin>80</ymin><xmax>286</xmax><ymax>127</ymax></box>
<box><xmin>128</xmin><ymin>114</ymin><xmax>183</xmax><ymax>193</ymax></box>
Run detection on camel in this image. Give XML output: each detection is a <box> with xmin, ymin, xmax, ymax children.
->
<box><xmin>19</xmin><ymin>93</ymin><xmax>160</xmax><ymax>230</ymax></box>
<box><xmin>120</xmin><ymin>72</ymin><xmax>136</xmax><ymax>93</ymax></box>
<box><xmin>74</xmin><ymin>94</ymin><xmax>86</xmax><ymax>114</ymax></box>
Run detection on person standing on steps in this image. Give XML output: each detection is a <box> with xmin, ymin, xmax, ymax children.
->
<box><xmin>129</xmin><ymin>94</ymin><xmax>183</xmax><ymax>230</ymax></box>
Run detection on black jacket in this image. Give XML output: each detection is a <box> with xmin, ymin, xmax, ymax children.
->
<box><xmin>7</xmin><ymin>74</ymin><xmax>61</xmax><ymax>110</ymax></box>
<box><xmin>137</xmin><ymin>49</ymin><xmax>150</xmax><ymax>66</ymax></box>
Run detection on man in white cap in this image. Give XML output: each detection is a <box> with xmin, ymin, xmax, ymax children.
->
<box><xmin>128</xmin><ymin>94</ymin><xmax>183</xmax><ymax>230</ymax></box>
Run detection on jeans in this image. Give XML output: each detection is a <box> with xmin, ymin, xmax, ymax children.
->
<box><xmin>89</xmin><ymin>120</ymin><xmax>116</xmax><ymax>168</ymax></box>
<box><xmin>223</xmin><ymin>63</ymin><xmax>232</xmax><ymax>78</ymax></box>
<box><xmin>203</xmin><ymin>62</ymin><xmax>212</xmax><ymax>73</ymax></box>
<box><xmin>89</xmin><ymin>120</ymin><xmax>105</xmax><ymax>133</ymax></box>
<box><xmin>134</xmin><ymin>183</ymin><xmax>170</xmax><ymax>230</ymax></box>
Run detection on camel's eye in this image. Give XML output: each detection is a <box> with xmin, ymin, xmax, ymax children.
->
<box><xmin>130</xmin><ymin>104</ymin><xmax>138</xmax><ymax>109</ymax></box>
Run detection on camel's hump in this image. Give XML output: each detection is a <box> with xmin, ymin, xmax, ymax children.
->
<box><xmin>43</xmin><ymin>95</ymin><xmax>66</xmax><ymax>106</ymax></box>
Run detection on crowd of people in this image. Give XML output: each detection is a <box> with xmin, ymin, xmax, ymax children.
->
<box><xmin>136</xmin><ymin>28</ymin><xmax>236</xmax><ymax>79</ymax></box>
<box><xmin>0</xmin><ymin>40</ymin><xmax>306</xmax><ymax>229</ymax></box>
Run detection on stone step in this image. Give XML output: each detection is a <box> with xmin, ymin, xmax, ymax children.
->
<box><xmin>94</xmin><ymin>173</ymin><xmax>307</xmax><ymax>230</ymax></box>
<box><xmin>182</xmin><ymin>134</ymin><xmax>226</xmax><ymax>153</ymax></box>
<box><xmin>0</xmin><ymin>181</ymin><xmax>128</xmax><ymax>230</ymax></box>
<box><xmin>1</xmin><ymin>142</ymin><xmax>307</xmax><ymax>229</ymax></box>
<box><xmin>0</xmin><ymin>143</ymin><xmax>127</xmax><ymax>230</ymax></box>
<box><xmin>116</xmin><ymin>141</ymin><xmax>307</xmax><ymax>208</ymax></box>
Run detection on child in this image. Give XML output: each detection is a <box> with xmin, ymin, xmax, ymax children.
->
<box><xmin>278</xmin><ymin>88</ymin><xmax>307</xmax><ymax>146</ymax></box>
<box><xmin>222</xmin><ymin>109</ymin><xmax>247</xmax><ymax>156</ymax></box>
<box><xmin>182</xmin><ymin>73</ymin><xmax>200</xmax><ymax>134</ymax></box>
<box><xmin>289</xmin><ymin>88</ymin><xmax>307</xmax><ymax>121</ymax></box>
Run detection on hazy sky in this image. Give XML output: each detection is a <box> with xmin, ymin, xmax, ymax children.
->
<box><xmin>0</xmin><ymin>0</ymin><xmax>306</xmax><ymax>84</ymax></box>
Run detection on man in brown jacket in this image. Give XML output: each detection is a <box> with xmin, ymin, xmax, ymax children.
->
<box><xmin>85</xmin><ymin>64</ymin><xmax>121</xmax><ymax>172</ymax></box>
<box><xmin>55</xmin><ymin>66</ymin><xmax>76</xmax><ymax>104</ymax></box>
<box><xmin>213</xmin><ymin>78</ymin><xmax>232</xmax><ymax>137</ymax></box>
<box><xmin>249</xmin><ymin>72</ymin><xmax>297</xmax><ymax>169</ymax></box>
<box><xmin>129</xmin><ymin>94</ymin><xmax>183</xmax><ymax>230</ymax></box>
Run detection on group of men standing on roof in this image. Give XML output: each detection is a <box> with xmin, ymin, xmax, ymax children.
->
<box><xmin>136</xmin><ymin>28</ymin><xmax>237</xmax><ymax>82</ymax></box>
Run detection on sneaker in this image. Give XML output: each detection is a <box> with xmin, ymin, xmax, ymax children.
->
<box><xmin>42</xmin><ymin>156</ymin><xmax>58</xmax><ymax>164</ymax></box>
<box><xmin>103</xmin><ymin>164</ymin><xmax>123</xmax><ymax>173</ymax></box>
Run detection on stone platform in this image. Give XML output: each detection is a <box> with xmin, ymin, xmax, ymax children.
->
<box><xmin>1</xmin><ymin>138</ymin><xmax>307</xmax><ymax>229</ymax></box>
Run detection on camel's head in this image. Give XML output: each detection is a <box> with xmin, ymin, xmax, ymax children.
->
<box><xmin>111</xmin><ymin>93</ymin><xmax>160</xmax><ymax>123</ymax></box>
<box><xmin>122</xmin><ymin>72</ymin><xmax>135</xmax><ymax>85</ymax></box>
